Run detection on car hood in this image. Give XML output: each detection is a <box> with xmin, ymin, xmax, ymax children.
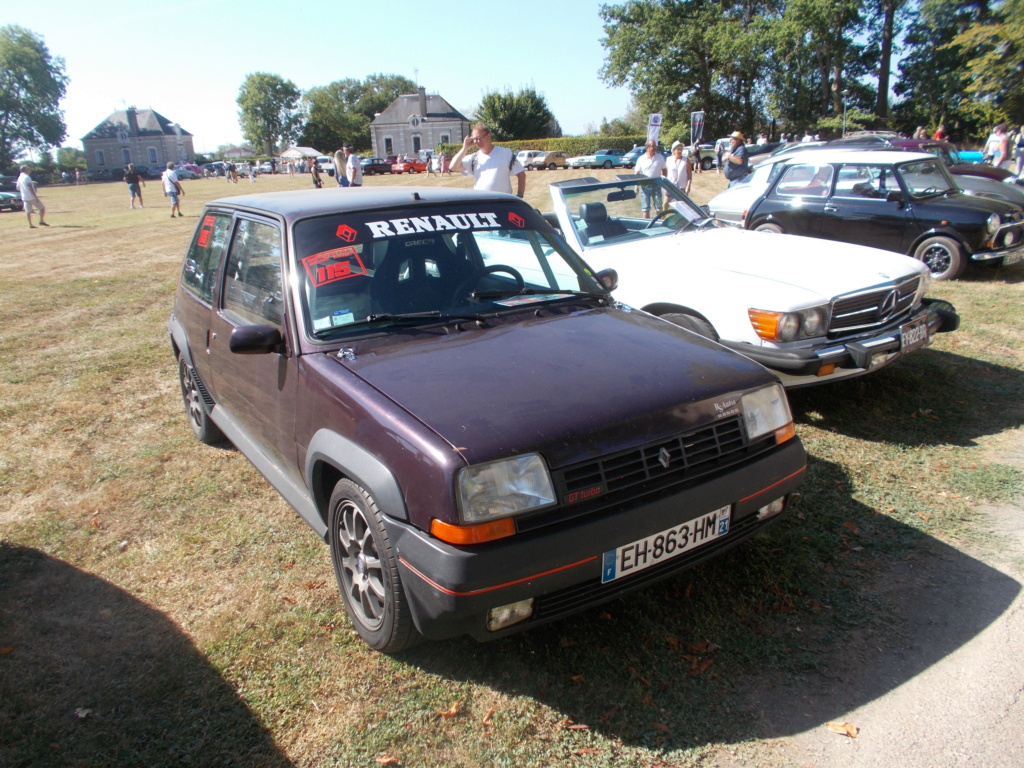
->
<box><xmin>582</xmin><ymin>227</ymin><xmax>925</xmax><ymax>308</ymax></box>
<box><xmin>915</xmin><ymin>191</ymin><xmax>1020</xmax><ymax>218</ymax></box>
<box><xmin>336</xmin><ymin>305</ymin><xmax>775</xmax><ymax>468</ymax></box>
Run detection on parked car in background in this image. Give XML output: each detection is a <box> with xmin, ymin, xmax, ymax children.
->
<box><xmin>202</xmin><ymin>162</ymin><xmax>225</xmax><ymax>177</ymax></box>
<box><xmin>0</xmin><ymin>175</ymin><xmax>16</xmax><ymax>192</ymax></box>
<box><xmin>529</xmin><ymin>151</ymin><xmax>570</xmax><ymax>170</ymax></box>
<box><xmin>168</xmin><ymin>186</ymin><xmax>806</xmax><ymax>652</ymax></box>
<box><xmin>361</xmin><ymin>157</ymin><xmax>393</xmax><ymax>175</ymax></box>
<box><xmin>173</xmin><ymin>165</ymin><xmax>197</xmax><ymax>180</ymax></box>
<box><xmin>516</xmin><ymin>150</ymin><xmax>545</xmax><ymax>169</ymax></box>
<box><xmin>316</xmin><ymin>156</ymin><xmax>336</xmax><ymax>177</ymax></box>
<box><xmin>709</xmin><ymin>150</ymin><xmax>1024</xmax><ymax>280</ymax></box>
<box><xmin>392</xmin><ymin>157</ymin><xmax>427</xmax><ymax>174</ymax></box>
<box><xmin>825</xmin><ymin>133</ymin><xmax>1019</xmax><ymax>184</ymax></box>
<box><xmin>0</xmin><ymin>190</ymin><xmax>24</xmax><ymax>211</ymax></box>
<box><xmin>548</xmin><ymin>174</ymin><xmax>959</xmax><ymax>388</ymax></box>
<box><xmin>619</xmin><ymin>146</ymin><xmax>646</xmax><ymax>168</ymax></box>
<box><xmin>568</xmin><ymin>149</ymin><xmax>627</xmax><ymax>169</ymax></box>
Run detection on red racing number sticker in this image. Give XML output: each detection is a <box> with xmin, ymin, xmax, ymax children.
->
<box><xmin>197</xmin><ymin>215</ymin><xmax>216</xmax><ymax>247</ymax></box>
<box><xmin>301</xmin><ymin>247</ymin><xmax>368</xmax><ymax>287</ymax></box>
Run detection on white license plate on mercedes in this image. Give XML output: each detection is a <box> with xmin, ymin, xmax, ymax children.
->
<box><xmin>601</xmin><ymin>505</ymin><xmax>732</xmax><ymax>583</ymax></box>
<box><xmin>900</xmin><ymin>317</ymin><xmax>929</xmax><ymax>353</ymax></box>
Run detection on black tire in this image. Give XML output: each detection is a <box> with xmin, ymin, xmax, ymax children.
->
<box><xmin>661</xmin><ymin>313</ymin><xmax>720</xmax><ymax>341</ymax></box>
<box><xmin>178</xmin><ymin>357</ymin><xmax>225</xmax><ymax>445</ymax></box>
<box><xmin>328</xmin><ymin>479</ymin><xmax>417</xmax><ymax>653</ymax></box>
<box><xmin>754</xmin><ymin>221</ymin><xmax>784</xmax><ymax>234</ymax></box>
<box><xmin>602</xmin><ymin>160</ymin><xmax>613</xmax><ymax>169</ymax></box>
<box><xmin>548</xmin><ymin>163</ymin><xmax>557</xmax><ymax>170</ymax></box>
<box><xmin>912</xmin><ymin>235</ymin><xmax>965</xmax><ymax>280</ymax></box>
<box><xmin>701</xmin><ymin>157</ymin><xmax>714</xmax><ymax>171</ymax></box>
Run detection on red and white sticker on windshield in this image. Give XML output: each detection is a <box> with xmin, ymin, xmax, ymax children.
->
<box><xmin>301</xmin><ymin>247</ymin><xmax>368</xmax><ymax>287</ymax></box>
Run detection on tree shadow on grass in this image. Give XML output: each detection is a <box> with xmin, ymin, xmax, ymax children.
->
<box><xmin>403</xmin><ymin>457</ymin><xmax>1020</xmax><ymax>753</ymax></box>
<box><xmin>0</xmin><ymin>543</ymin><xmax>294</xmax><ymax>768</ymax></box>
<box><xmin>788</xmin><ymin>349</ymin><xmax>1024</xmax><ymax>447</ymax></box>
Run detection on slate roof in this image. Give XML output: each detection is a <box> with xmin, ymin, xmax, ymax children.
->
<box><xmin>82</xmin><ymin>109</ymin><xmax>192</xmax><ymax>140</ymax></box>
<box><xmin>372</xmin><ymin>93</ymin><xmax>468</xmax><ymax>125</ymax></box>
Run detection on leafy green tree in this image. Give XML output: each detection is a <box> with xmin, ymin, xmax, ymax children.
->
<box><xmin>0</xmin><ymin>25</ymin><xmax>68</xmax><ymax>171</ymax></box>
<box><xmin>299</xmin><ymin>74</ymin><xmax>416</xmax><ymax>152</ymax></box>
<box><xmin>236</xmin><ymin>72</ymin><xmax>301</xmax><ymax>156</ymax></box>
<box><xmin>473</xmin><ymin>88</ymin><xmax>561</xmax><ymax>140</ymax></box>
<box><xmin>56</xmin><ymin>146</ymin><xmax>86</xmax><ymax>170</ymax></box>
<box><xmin>952</xmin><ymin>0</ymin><xmax>1024</xmax><ymax>116</ymax></box>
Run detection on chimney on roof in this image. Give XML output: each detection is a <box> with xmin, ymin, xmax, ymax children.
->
<box><xmin>418</xmin><ymin>87</ymin><xmax>427</xmax><ymax>117</ymax></box>
<box><xmin>126</xmin><ymin>106</ymin><xmax>139</xmax><ymax>135</ymax></box>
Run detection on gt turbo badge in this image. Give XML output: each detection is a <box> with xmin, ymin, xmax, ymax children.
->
<box><xmin>364</xmin><ymin>212</ymin><xmax>501</xmax><ymax>238</ymax></box>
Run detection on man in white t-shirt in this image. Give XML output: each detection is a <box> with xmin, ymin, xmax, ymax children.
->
<box><xmin>450</xmin><ymin>122</ymin><xmax>526</xmax><ymax>197</ymax></box>
<box><xmin>344</xmin><ymin>144</ymin><xmax>363</xmax><ymax>187</ymax></box>
<box><xmin>634</xmin><ymin>140</ymin><xmax>667</xmax><ymax>218</ymax></box>
<box><xmin>161</xmin><ymin>162</ymin><xmax>185</xmax><ymax>218</ymax></box>
<box><xmin>17</xmin><ymin>166</ymin><xmax>48</xmax><ymax>228</ymax></box>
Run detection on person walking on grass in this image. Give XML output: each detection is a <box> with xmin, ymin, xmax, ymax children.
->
<box><xmin>124</xmin><ymin>163</ymin><xmax>145</xmax><ymax>208</ymax></box>
<box><xmin>344</xmin><ymin>144</ymin><xmax>363</xmax><ymax>187</ymax></box>
<box><xmin>162</xmin><ymin>162</ymin><xmax>184</xmax><ymax>218</ymax></box>
<box><xmin>17</xmin><ymin>165</ymin><xmax>47</xmax><ymax>228</ymax></box>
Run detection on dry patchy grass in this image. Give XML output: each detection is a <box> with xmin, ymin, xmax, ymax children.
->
<box><xmin>1</xmin><ymin>172</ymin><xmax>1023</xmax><ymax>767</ymax></box>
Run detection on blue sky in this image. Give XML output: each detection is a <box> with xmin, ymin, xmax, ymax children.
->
<box><xmin>9</xmin><ymin>0</ymin><xmax>633</xmax><ymax>153</ymax></box>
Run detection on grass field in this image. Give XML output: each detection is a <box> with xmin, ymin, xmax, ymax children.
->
<box><xmin>1</xmin><ymin>169</ymin><xmax>1023</xmax><ymax>767</ymax></box>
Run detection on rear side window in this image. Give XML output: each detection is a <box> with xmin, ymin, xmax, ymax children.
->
<box><xmin>223</xmin><ymin>219</ymin><xmax>284</xmax><ymax>328</ymax></box>
<box><xmin>776</xmin><ymin>164</ymin><xmax>834</xmax><ymax>198</ymax></box>
<box><xmin>181</xmin><ymin>212</ymin><xmax>231</xmax><ymax>303</ymax></box>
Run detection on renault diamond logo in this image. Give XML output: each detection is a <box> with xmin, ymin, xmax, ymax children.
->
<box><xmin>658</xmin><ymin>447</ymin><xmax>672</xmax><ymax>469</ymax></box>
<box><xmin>876</xmin><ymin>289</ymin><xmax>898</xmax><ymax>322</ymax></box>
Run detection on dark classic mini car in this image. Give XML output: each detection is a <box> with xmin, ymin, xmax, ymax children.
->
<box><xmin>0</xmin><ymin>190</ymin><xmax>24</xmax><ymax>212</ymax></box>
<box><xmin>168</xmin><ymin>187</ymin><xmax>806</xmax><ymax>652</ymax></box>
<box><xmin>731</xmin><ymin>150</ymin><xmax>1024</xmax><ymax>280</ymax></box>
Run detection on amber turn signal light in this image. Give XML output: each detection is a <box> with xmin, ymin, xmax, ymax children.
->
<box><xmin>431</xmin><ymin>517</ymin><xmax>516</xmax><ymax>545</ymax></box>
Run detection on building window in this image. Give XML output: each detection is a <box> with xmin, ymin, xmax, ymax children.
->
<box><xmin>440</xmin><ymin>133</ymin><xmax>450</xmax><ymax>145</ymax></box>
<box><xmin>96</xmin><ymin>150</ymin><xmax>106</xmax><ymax>166</ymax></box>
<box><xmin>384</xmin><ymin>137</ymin><xmax>393</xmax><ymax>156</ymax></box>
<box><xmin>148</xmin><ymin>147</ymin><xmax>158</xmax><ymax>164</ymax></box>
<box><xmin>412</xmin><ymin>135</ymin><xmax>422</xmax><ymax>154</ymax></box>
<box><xmin>122</xmin><ymin>148</ymin><xmax>131</xmax><ymax>164</ymax></box>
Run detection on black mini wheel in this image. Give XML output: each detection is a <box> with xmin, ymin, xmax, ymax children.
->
<box><xmin>328</xmin><ymin>479</ymin><xmax>417</xmax><ymax>653</ymax></box>
<box><xmin>912</xmin><ymin>235</ymin><xmax>965</xmax><ymax>280</ymax></box>
<box><xmin>754</xmin><ymin>221</ymin><xmax>783</xmax><ymax>234</ymax></box>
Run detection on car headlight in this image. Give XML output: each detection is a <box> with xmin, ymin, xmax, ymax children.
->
<box><xmin>986</xmin><ymin>213</ymin><xmax>1001</xmax><ymax>235</ymax></box>
<box><xmin>742</xmin><ymin>383</ymin><xmax>796</xmax><ymax>443</ymax></box>
<box><xmin>748</xmin><ymin>305</ymin><xmax>830</xmax><ymax>342</ymax></box>
<box><xmin>457</xmin><ymin>454</ymin><xmax>555</xmax><ymax>523</ymax></box>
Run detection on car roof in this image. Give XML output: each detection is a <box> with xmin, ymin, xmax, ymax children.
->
<box><xmin>766</xmin><ymin>149</ymin><xmax>939</xmax><ymax>166</ymax></box>
<box><xmin>206</xmin><ymin>187</ymin><xmax>518</xmax><ymax>222</ymax></box>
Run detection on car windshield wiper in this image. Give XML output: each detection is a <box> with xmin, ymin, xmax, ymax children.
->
<box><xmin>471</xmin><ymin>288</ymin><xmax>606</xmax><ymax>301</ymax></box>
<box><xmin>312</xmin><ymin>311</ymin><xmax>487</xmax><ymax>338</ymax></box>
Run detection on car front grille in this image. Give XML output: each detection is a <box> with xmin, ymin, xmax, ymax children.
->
<box><xmin>828</xmin><ymin>276</ymin><xmax>920</xmax><ymax>335</ymax></box>
<box><xmin>516</xmin><ymin>417</ymin><xmax>773</xmax><ymax>534</ymax></box>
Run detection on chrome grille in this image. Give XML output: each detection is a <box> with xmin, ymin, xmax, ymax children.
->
<box><xmin>828</xmin><ymin>276</ymin><xmax>920</xmax><ymax>334</ymax></box>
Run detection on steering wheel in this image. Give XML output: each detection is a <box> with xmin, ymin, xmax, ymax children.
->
<box><xmin>453</xmin><ymin>265</ymin><xmax>525</xmax><ymax>301</ymax></box>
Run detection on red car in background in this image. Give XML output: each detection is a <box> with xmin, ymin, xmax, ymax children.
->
<box><xmin>392</xmin><ymin>157</ymin><xmax>427</xmax><ymax>174</ymax></box>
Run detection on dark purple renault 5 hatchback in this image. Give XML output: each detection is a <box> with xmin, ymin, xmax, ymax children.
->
<box><xmin>169</xmin><ymin>187</ymin><xmax>806</xmax><ymax>652</ymax></box>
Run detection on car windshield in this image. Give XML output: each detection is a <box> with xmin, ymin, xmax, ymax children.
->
<box><xmin>557</xmin><ymin>176</ymin><xmax>724</xmax><ymax>248</ymax></box>
<box><xmin>946</xmin><ymin>145</ymin><xmax>965</xmax><ymax>164</ymax></box>
<box><xmin>292</xmin><ymin>201</ymin><xmax>605</xmax><ymax>340</ymax></box>
<box><xmin>897</xmin><ymin>159</ymin><xmax>957</xmax><ymax>199</ymax></box>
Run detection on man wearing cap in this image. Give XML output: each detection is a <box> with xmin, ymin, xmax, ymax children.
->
<box><xmin>343</xmin><ymin>145</ymin><xmax>363</xmax><ymax>187</ymax></box>
<box><xmin>635</xmin><ymin>140</ymin><xmax>667</xmax><ymax>218</ymax></box>
<box><xmin>724</xmin><ymin>131</ymin><xmax>751</xmax><ymax>187</ymax></box>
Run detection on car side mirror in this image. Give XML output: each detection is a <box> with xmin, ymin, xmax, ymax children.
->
<box><xmin>229</xmin><ymin>324</ymin><xmax>283</xmax><ymax>354</ymax></box>
<box><xmin>700</xmin><ymin>204</ymin><xmax>711</xmax><ymax>215</ymax></box>
<box><xmin>595</xmin><ymin>268</ymin><xmax>618</xmax><ymax>292</ymax></box>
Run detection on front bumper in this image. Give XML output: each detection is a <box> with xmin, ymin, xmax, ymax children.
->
<box><xmin>384</xmin><ymin>438</ymin><xmax>806</xmax><ymax>642</ymax></box>
<box><xmin>971</xmin><ymin>240</ymin><xmax>1024</xmax><ymax>266</ymax></box>
<box><xmin>722</xmin><ymin>299</ymin><xmax>960</xmax><ymax>389</ymax></box>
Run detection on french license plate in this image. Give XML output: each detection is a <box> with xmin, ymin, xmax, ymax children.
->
<box><xmin>601</xmin><ymin>505</ymin><xmax>731</xmax><ymax>583</ymax></box>
<box><xmin>1003</xmin><ymin>250</ymin><xmax>1022</xmax><ymax>266</ymax></box>
<box><xmin>900</xmin><ymin>316</ymin><xmax>929</xmax><ymax>353</ymax></box>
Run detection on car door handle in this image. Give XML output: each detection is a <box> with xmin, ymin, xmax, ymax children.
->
<box><xmin>823</xmin><ymin>205</ymin><xmax>838</xmax><ymax>213</ymax></box>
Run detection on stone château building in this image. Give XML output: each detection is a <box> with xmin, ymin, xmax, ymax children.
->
<box><xmin>82</xmin><ymin>107</ymin><xmax>195</xmax><ymax>174</ymax></box>
<box><xmin>370</xmin><ymin>87</ymin><xmax>470</xmax><ymax>158</ymax></box>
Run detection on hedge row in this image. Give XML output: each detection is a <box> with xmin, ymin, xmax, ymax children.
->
<box><xmin>437</xmin><ymin>135</ymin><xmax>649</xmax><ymax>157</ymax></box>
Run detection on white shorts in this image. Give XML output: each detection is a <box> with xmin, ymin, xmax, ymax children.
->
<box><xmin>23</xmin><ymin>198</ymin><xmax>43</xmax><ymax>214</ymax></box>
